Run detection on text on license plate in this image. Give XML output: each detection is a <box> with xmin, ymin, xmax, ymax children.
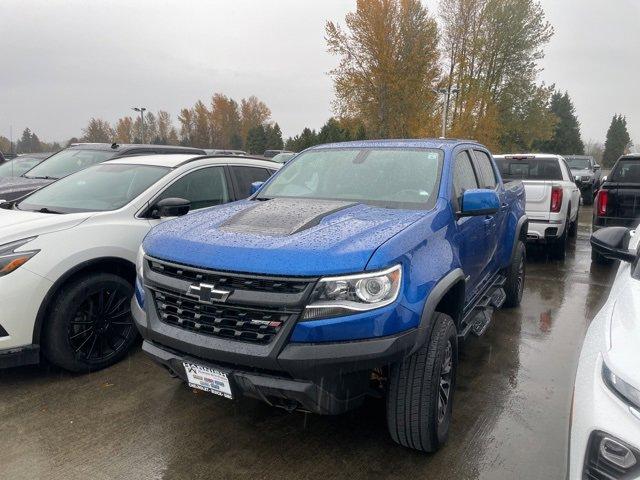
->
<box><xmin>183</xmin><ymin>362</ymin><xmax>233</xmax><ymax>399</ymax></box>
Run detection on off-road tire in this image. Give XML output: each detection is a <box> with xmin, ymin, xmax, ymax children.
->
<box><xmin>386</xmin><ymin>313</ymin><xmax>458</xmax><ymax>453</ymax></box>
<box><xmin>42</xmin><ymin>273</ymin><xmax>138</xmax><ymax>372</ymax></box>
<box><xmin>504</xmin><ymin>240</ymin><xmax>525</xmax><ymax>308</ymax></box>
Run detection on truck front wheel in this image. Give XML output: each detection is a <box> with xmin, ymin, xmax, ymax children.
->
<box><xmin>386</xmin><ymin>313</ymin><xmax>458</xmax><ymax>452</ymax></box>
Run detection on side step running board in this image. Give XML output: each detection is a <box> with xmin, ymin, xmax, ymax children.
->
<box><xmin>458</xmin><ymin>274</ymin><xmax>507</xmax><ymax>340</ymax></box>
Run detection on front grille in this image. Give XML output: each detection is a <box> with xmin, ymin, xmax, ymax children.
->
<box><xmin>151</xmin><ymin>288</ymin><xmax>296</xmax><ymax>344</ymax></box>
<box><xmin>148</xmin><ymin>260</ymin><xmax>310</xmax><ymax>294</ymax></box>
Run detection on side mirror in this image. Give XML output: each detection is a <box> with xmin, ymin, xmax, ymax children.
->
<box><xmin>594</xmin><ymin>164</ymin><xmax>601</xmax><ymax>170</ymax></box>
<box><xmin>460</xmin><ymin>189</ymin><xmax>500</xmax><ymax>216</ymax></box>
<box><xmin>154</xmin><ymin>197</ymin><xmax>191</xmax><ymax>218</ymax></box>
<box><xmin>591</xmin><ymin>227</ymin><xmax>636</xmax><ymax>262</ymax></box>
<box><xmin>250</xmin><ymin>181</ymin><xmax>265</xmax><ymax>195</ymax></box>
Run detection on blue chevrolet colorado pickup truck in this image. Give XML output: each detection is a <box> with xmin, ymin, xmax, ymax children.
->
<box><xmin>132</xmin><ymin>139</ymin><xmax>528</xmax><ymax>452</ymax></box>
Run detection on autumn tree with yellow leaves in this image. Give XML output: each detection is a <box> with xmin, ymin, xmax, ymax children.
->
<box><xmin>326</xmin><ymin>0</ymin><xmax>441</xmax><ymax>139</ymax></box>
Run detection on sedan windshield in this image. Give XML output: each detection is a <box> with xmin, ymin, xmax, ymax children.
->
<box><xmin>18</xmin><ymin>163</ymin><xmax>170</xmax><ymax>213</ymax></box>
<box><xmin>257</xmin><ymin>148</ymin><xmax>443</xmax><ymax>209</ymax></box>
<box><xmin>0</xmin><ymin>156</ymin><xmax>46</xmax><ymax>177</ymax></box>
<box><xmin>23</xmin><ymin>148</ymin><xmax>115</xmax><ymax>179</ymax></box>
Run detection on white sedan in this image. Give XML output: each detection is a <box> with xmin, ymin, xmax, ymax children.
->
<box><xmin>570</xmin><ymin>226</ymin><xmax>640</xmax><ymax>478</ymax></box>
<box><xmin>0</xmin><ymin>154</ymin><xmax>278</xmax><ymax>372</ymax></box>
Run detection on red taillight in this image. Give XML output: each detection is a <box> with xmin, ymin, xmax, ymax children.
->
<box><xmin>550</xmin><ymin>186</ymin><xmax>563</xmax><ymax>213</ymax></box>
<box><xmin>596</xmin><ymin>190</ymin><xmax>608</xmax><ymax>216</ymax></box>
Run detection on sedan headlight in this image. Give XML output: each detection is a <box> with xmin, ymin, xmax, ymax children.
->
<box><xmin>303</xmin><ymin>265</ymin><xmax>402</xmax><ymax>320</ymax></box>
<box><xmin>0</xmin><ymin>237</ymin><xmax>39</xmax><ymax>277</ymax></box>
<box><xmin>603</xmin><ymin>362</ymin><xmax>640</xmax><ymax>411</ymax></box>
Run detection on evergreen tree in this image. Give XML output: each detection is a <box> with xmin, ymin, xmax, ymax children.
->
<box><xmin>603</xmin><ymin>114</ymin><xmax>631</xmax><ymax>167</ymax></box>
<box><xmin>246</xmin><ymin>125</ymin><xmax>267</xmax><ymax>154</ymax></box>
<box><xmin>265</xmin><ymin>123</ymin><xmax>284</xmax><ymax>149</ymax></box>
<box><xmin>535</xmin><ymin>91</ymin><xmax>584</xmax><ymax>154</ymax></box>
<box><xmin>285</xmin><ymin>128</ymin><xmax>320</xmax><ymax>152</ymax></box>
<box><xmin>16</xmin><ymin>128</ymin><xmax>43</xmax><ymax>153</ymax></box>
<box><xmin>318</xmin><ymin>118</ymin><xmax>350</xmax><ymax>144</ymax></box>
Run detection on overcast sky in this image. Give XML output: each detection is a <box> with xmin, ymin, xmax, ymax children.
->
<box><xmin>0</xmin><ymin>0</ymin><xmax>637</xmax><ymax>148</ymax></box>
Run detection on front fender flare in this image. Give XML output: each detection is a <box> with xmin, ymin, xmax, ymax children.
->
<box><xmin>409</xmin><ymin>268</ymin><xmax>465</xmax><ymax>355</ymax></box>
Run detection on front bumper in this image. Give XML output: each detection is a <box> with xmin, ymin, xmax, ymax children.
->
<box><xmin>569</xmin><ymin>314</ymin><xmax>640</xmax><ymax>479</ymax></box>
<box><xmin>133</xmin><ymin>296</ymin><xmax>418</xmax><ymax>414</ymax></box>
<box><xmin>0</xmin><ymin>266</ymin><xmax>52</xmax><ymax>366</ymax></box>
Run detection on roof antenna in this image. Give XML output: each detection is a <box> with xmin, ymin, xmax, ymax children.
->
<box><xmin>111</xmin><ymin>142</ymin><xmax>119</xmax><ymax>149</ymax></box>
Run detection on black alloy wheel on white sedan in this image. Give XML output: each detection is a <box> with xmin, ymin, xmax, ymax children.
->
<box><xmin>42</xmin><ymin>273</ymin><xmax>138</xmax><ymax>372</ymax></box>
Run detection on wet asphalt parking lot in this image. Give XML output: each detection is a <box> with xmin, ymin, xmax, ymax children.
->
<box><xmin>0</xmin><ymin>206</ymin><xmax>618</xmax><ymax>480</ymax></box>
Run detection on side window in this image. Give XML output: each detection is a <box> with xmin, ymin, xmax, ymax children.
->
<box><xmin>157</xmin><ymin>166</ymin><xmax>229</xmax><ymax>210</ymax></box>
<box><xmin>473</xmin><ymin>150</ymin><xmax>498</xmax><ymax>189</ymax></box>
<box><xmin>230</xmin><ymin>166</ymin><xmax>272</xmax><ymax>199</ymax></box>
<box><xmin>453</xmin><ymin>151</ymin><xmax>479</xmax><ymax>207</ymax></box>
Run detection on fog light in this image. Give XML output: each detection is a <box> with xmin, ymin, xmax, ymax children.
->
<box><xmin>600</xmin><ymin>437</ymin><xmax>637</xmax><ymax>470</ymax></box>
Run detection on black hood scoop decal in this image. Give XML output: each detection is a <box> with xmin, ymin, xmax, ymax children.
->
<box><xmin>220</xmin><ymin>198</ymin><xmax>356</xmax><ymax>236</ymax></box>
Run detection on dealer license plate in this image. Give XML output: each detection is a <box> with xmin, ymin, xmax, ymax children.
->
<box><xmin>183</xmin><ymin>362</ymin><xmax>233</xmax><ymax>399</ymax></box>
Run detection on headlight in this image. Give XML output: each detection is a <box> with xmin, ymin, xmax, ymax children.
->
<box><xmin>303</xmin><ymin>265</ymin><xmax>402</xmax><ymax>320</ymax></box>
<box><xmin>603</xmin><ymin>362</ymin><xmax>640</xmax><ymax>411</ymax></box>
<box><xmin>0</xmin><ymin>237</ymin><xmax>39</xmax><ymax>277</ymax></box>
<box><xmin>136</xmin><ymin>245</ymin><xmax>146</xmax><ymax>281</ymax></box>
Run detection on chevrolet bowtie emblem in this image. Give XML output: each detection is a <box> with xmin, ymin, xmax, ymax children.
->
<box><xmin>186</xmin><ymin>283</ymin><xmax>231</xmax><ymax>304</ymax></box>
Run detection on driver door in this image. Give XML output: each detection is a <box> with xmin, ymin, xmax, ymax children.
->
<box><xmin>147</xmin><ymin>166</ymin><xmax>231</xmax><ymax>225</ymax></box>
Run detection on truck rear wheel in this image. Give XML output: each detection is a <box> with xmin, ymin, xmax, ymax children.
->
<box><xmin>386</xmin><ymin>313</ymin><xmax>457</xmax><ymax>452</ymax></box>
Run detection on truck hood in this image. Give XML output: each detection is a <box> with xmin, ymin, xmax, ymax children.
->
<box><xmin>0</xmin><ymin>176</ymin><xmax>54</xmax><ymax>201</ymax></box>
<box><xmin>0</xmin><ymin>208</ymin><xmax>91</xmax><ymax>244</ymax></box>
<box><xmin>143</xmin><ymin>198</ymin><xmax>427</xmax><ymax>276</ymax></box>
<box><xmin>606</xmin><ymin>282</ymin><xmax>640</xmax><ymax>390</ymax></box>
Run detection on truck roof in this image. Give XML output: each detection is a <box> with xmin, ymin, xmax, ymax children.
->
<box><xmin>309</xmin><ymin>138</ymin><xmax>481</xmax><ymax>151</ymax></box>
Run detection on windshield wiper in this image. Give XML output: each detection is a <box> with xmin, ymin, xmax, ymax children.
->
<box><xmin>34</xmin><ymin>207</ymin><xmax>64</xmax><ymax>214</ymax></box>
<box><xmin>23</xmin><ymin>175</ymin><xmax>57</xmax><ymax>180</ymax></box>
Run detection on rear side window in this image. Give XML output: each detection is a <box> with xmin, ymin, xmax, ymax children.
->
<box><xmin>473</xmin><ymin>150</ymin><xmax>498</xmax><ymax>188</ymax></box>
<box><xmin>611</xmin><ymin>160</ymin><xmax>640</xmax><ymax>183</ymax></box>
<box><xmin>494</xmin><ymin>157</ymin><xmax>563</xmax><ymax>181</ymax></box>
<box><xmin>230</xmin><ymin>166</ymin><xmax>272</xmax><ymax>198</ymax></box>
<box><xmin>453</xmin><ymin>151</ymin><xmax>479</xmax><ymax>205</ymax></box>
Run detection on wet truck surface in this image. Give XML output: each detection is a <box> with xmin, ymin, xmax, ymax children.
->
<box><xmin>0</xmin><ymin>206</ymin><xmax>615</xmax><ymax>479</ymax></box>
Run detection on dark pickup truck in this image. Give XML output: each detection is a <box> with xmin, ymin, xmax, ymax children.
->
<box><xmin>593</xmin><ymin>154</ymin><xmax>640</xmax><ymax>262</ymax></box>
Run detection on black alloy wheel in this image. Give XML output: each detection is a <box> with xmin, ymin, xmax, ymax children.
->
<box><xmin>68</xmin><ymin>285</ymin><xmax>133</xmax><ymax>363</ymax></box>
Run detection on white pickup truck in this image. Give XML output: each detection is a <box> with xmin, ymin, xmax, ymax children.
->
<box><xmin>494</xmin><ymin>154</ymin><xmax>580</xmax><ymax>257</ymax></box>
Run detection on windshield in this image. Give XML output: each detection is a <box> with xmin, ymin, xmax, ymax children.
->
<box><xmin>258</xmin><ymin>148</ymin><xmax>443</xmax><ymax>209</ymax></box>
<box><xmin>495</xmin><ymin>157</ymin><xmax>563</xmax><ymax>181</ymax></box>
<box><xmin>566</xmin><ymin>158</ymin><xmax>591</xmax><ymax>170</ymax></box>
<box><xmin>23</xmin><ymin>148</ymin><xmax>115</xmax><ymax>179</ymax></box>
<box><xmin>0</xmin><ymin>157</ymin><xmax>46</xmax><ymax>177</ymax></box>
<box><xmin>17</xmin><ymin>163</ymin><xmax>170</xmax><ymax>213</ymax></box>
<box><xmin>611</xmin><ymin>160</ymin><xmax>640</xmax><ymax>183</ymax></box>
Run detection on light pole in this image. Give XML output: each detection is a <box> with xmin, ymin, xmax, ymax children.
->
<box><xmin>434</xmin><ymin>87</ymin><xmax>458</xmax><ymax>138</ymax></box>
<box><xmin>132</xmin><ymin>107</ymin><xmax>147</xmax><ymax>143</ymax></box>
